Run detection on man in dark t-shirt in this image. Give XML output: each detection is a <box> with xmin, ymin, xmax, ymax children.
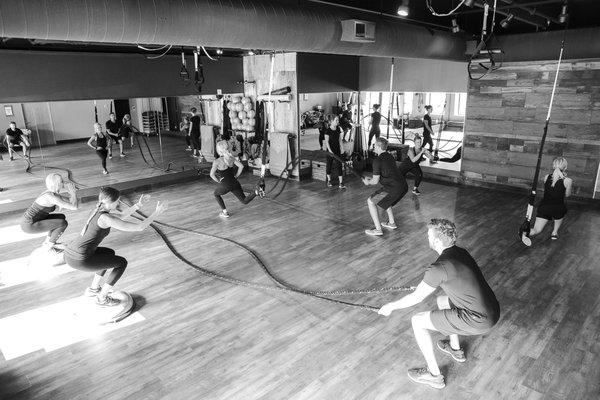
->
<box><xmin>324</xmin><ymin>115</ymin><xmax>345</xmax><ymax>189</ymax></box>
<box><xmin>5</xmin><ymin>122</ymin><xmax>31</xmax><ymax>160</ymax></box>
<box><xmin>378</xmin><ymin>219</ymin><xmax>500</xmax><ymax>389</ymax></box>
<box><xmin>339</xmin><ymin>103</ymin><xmax>353</xmax><ymax>141</ymax></box>
<box><xmin>362</xmin><ymin>137</ymin><xmax>407</xmax><ymax>236</ymax></box>
<box><xmin>105</xmin><ymin>112</ymin><xmax>123</xmax><ymax>158</ymax></box>
<box><xmin>188</xmin><ymin>107</ymin><xmax>202</xmax><ymax>159</ymax></box>
<box><xmin>422</xmin><ymin>105</ymin><xmax>434</xmax><ymax>152</ymax></box>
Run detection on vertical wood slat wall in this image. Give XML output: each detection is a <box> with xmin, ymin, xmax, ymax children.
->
<box><xmin>462</xmin><ymin>59</ymin><xmax>600</xmax><ymax>198</ymax></box>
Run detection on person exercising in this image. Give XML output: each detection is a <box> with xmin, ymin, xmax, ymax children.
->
<box><xmin>64</xmin><ymin>187</ymin><xmax>165</xmax><ymax>306</ymax></box>
<box><xmin>189</xmin><ymin>107</ymin><xmax>203</xmax><ymax>159</ymax></box>
<box><xmin>20</xmin><ymin>173</ymin><xmax>78</xmax><ymax>254</ymax></box>
<box><xmin>324</xmin><ymin>115</ymin><xmax>346</xmax><ymax>189</ymax></box>
<box><xmin>422</xmin><ymin>105</ymin><xmax>434</xmax><ymax>152</ymax></box>
<box><xmin>378</xmin><ymin>218</ymin><xmax>500</xmax><ymax>389</ymax></box>
<box><xmin>367</xmin><ymin>104</ymin><xmax>381</xmax><ymax>150</ymax></box>
<box><xmin>87</xmin><ymin>123</ymin><xmax>110</xmax><ymax>175</ymax></box>
<box><xmin>399</xmin><ymin>135</ymin><xmax>432</xmax><ymax>195</ymax></box>
<box><xmin>522</xmin><ymin>156</ymin><xmax>572</xmax><ymax>246</ymax></box>
<box><xmin>362</xmin><ymin>137</ymin><xmax>407</xmax><ymax>236</ymax></box>
<box><xmin>210</xmin><ymin>140</ymin><xmax>263</xmax><ymax>218</ymax></box>
<box><xmin>5</xmin><ymin>122</ymin><xmax>31</xmax><ymax>161</ymax></box>
<box><xmin>105</xmin><ymin>112</ymin><xmax>124</xmax><ymax>158</ymax></box>
<box><xmin>340</xmin><ymin>102</ymin><xmax>353</xmax><ymax>142</ymax></box>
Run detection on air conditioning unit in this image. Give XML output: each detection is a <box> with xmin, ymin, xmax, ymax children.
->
<box><xmin>341</xmin><ymin>20</ymin><xmax>375</xmax><ymax>43</ymax></box>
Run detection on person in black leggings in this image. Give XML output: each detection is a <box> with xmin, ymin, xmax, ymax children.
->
<box><xmin>87</xmin><ymin>123</ymin><xmax>110</xmax><ymax>175</ymax></box>
<box><xmin>210</xmin><ymin>140</ymin><xmax>263</xmax><ymax>218</ymax></box>
<box><xmin>64</xmin><ymin>187</ymin><xmax>165</xmax><ymax>306</ymax></box>
<box><xmin>324</xmin><ymin>115</ymin><xmax>346</xmax><ymax>189</ymax></box>
<box><xmin>422</xmin><ymin>105</ymin><xmax>434</xmax><ymax>152</ymax></box>
<box><xmin>368</xmin><ymin>104</ymin><xmax>381</xmax><ymax>149</ymax></box>
<box><xmin>399</xmin><ymin>135</ymin><xmax>431</xmax><ymax>195</ymax></box>
<box><xmin>20</xmin><ymin>173</ymin><xmax>78</xmax><ymax>253</ymax></box>
<box><xmin>438</xmin><ymin>146</ymin><xmax>462</xmax><ymax>163</ymax></box>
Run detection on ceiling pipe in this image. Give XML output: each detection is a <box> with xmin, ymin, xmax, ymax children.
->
<box><xmin>0</xmin><ymin>0</ymin><xmax>465</xmax><ymax>61</ymax></box>
<box><xmin>458</xmin><ymin>0</ymin><xmax>563</xmax><ymax>15</ymax></box>
<box><xmin>473</xmin><ymin>1</ymin><xmax>548</xmax><ymax>29</ymax></box>
<box><xmin>499</xmin><ymin>0</ymin><xmax>560</xmax><ymax>24</ymax></box>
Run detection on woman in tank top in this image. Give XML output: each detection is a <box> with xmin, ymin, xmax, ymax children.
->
<box><xmin>523</xmin><ymin>157</ymin><xmax>573</xmax><ymax>245</ymax></box>
<box><xmin>64</xmin><ymin>187</ymin><xmax>166</xmax><ymax>306</ymax></box>
<box><xmin>210</xmin><ymin>140</ymin><xmax>263</xmax><ymax>219</ymax></box>
<box><xmin>87</xmin><ymin>123</ymin><xmax>110</xmax><ymax>175</ymax></box>
<box><xmin>20</xmin><ymin>173</ymin><xmax>78</xmax><ymax>253</ymax></box>
<box><xmin>399</xmin><ymin>135</ymin><xmax>432</xmax><ymax>195</ymax></box>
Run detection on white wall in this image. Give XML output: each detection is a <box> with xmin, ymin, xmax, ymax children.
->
<box><xmin>299</xmin><ymin>93</ymin><xmax>339</xmax><ymax>115</ymax></box>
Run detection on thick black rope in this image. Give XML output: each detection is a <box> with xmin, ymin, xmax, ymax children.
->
<box><xmin>130</xmin><ymin>207</ymin><xmax>415</xmax><ymax>312</ymax></box>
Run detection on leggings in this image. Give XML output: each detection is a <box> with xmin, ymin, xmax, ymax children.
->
<box><xmin>96</xmin><ymin>149</ymin><xmax>108</xmax><ymax>170</ymax></box>
<box><xmin>404</xmin><ymin>165</ymin><xmax>423</xmax><ymax>188</ymax></box>
<box><xmin>214</xmin><ymin>181</ymin><xmax>256</xmax><ymax>210</ymax></box>
<box><xmin>21</xmin><ymin>214</ymin><xmax>67</xmax><ymax>243</ymax></box>
<box><xmin>191</xmin><ymin>134</ymin><xmax>201</xmax><ymax>151</ymax></box>
<box><xmin>65</xmin><ymin>247</ymin><xmax>127</xmax><ymax>286</ymax></box>
<box><xmin>186</xmin><ymin>135</ymin><xmax>192</xmax><ymax>147</ymax></box>
<box><xmin>368</xmin><ymin>127</ymin><xmax>380</xmax><ymax>148</ymax></box>
<box><xmin>422</xmin><ymin>133</ymin><xmax>434</xmax><ymax>151</ymax></box>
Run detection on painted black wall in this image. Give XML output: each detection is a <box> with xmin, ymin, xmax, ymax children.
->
<box><xmin>297</xmin><ymin>53</ymin><xmax>359</xmax><ymax>93</ymax></box>
<box><xmin>0</xmin><ymin>50</ymin><xmax>243</xmax><ymax>103</ymax></box>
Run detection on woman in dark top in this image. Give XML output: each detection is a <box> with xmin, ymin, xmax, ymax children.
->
<box><xmin>422</xmin><ymin>105</ymin><xmax>434</xmax><ymax>152</ymax></box>
<box><xmin>399</xmin><ymin>135</ymin><xmax>432</xmax><ymax>195</ymax></box>
<box><xmin>522</xmin><ymin>157</ymin><xmax>572</xmax><ymax>245</ymax></box>
<box><xmin>362</xmin><ymin>137</ymin><xmax>408</xmax><ymax>236</ymax></box>
<box><xmin>368</xmin><ymin>104</ymin><xmax>382</xmax><ymax>149</ymax></box>
<box><xmin>210</xmin><ymin>140</ymin><xmax>263</xmax><ymax>218</ymax></box>
<box><xmin>87</xmin><ymin>123</ymin><xmax>110</xmax><ymax>175</ymax></box>
<box><xmin>180</xmin><ymin>115</ymin><xmax>192</xmax><ymax>151</ymax></box>
<box><xmin>20</xmin><ymin>173</ymin><xmax>78</xmax><ymax>253</ymax></box>
<box><xmin>340</xmin><ymin>102</ymin><xmax>353</xmax><ymax>141</ymax></box>
<box><xmin>64</xmin><ymin>187</ymin><xmax>164</xmax><ymax>307</ymax></box>
<box><xmin>105</xmin><ymin>112</ymin><xmax>123</xmax><ymax>158</ymax></box>
<box><xmin>324</xmin><ymin>115</ymin><xmax>346</xmax><ymax>189</ymax></box>
<box><xmin>118</xmin><ymin>117</ymin><xmax>135</xmax><ymax>154</ymax></box>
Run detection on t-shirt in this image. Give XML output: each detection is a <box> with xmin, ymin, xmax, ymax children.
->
<box><xmin>423</xmin><ymin>246</ymin><xmax>500</xmax><ymax>324</ymax></box>
<box><xmin>325</xmin><ymin>126</ymin><xmax>342</xmax><ymax>156</ymax></box>
<box><xmin>6</xmin><ymin>128</ymin><xmax>23</xmax><ymax>139</ymax></box>
<box><xmin>118</xmin><ymin>125</ymin><xmax>133</xmax><ymax>137</ymax></box>
<box><xmin>105</xmin><ymin>120</ymin><xmax>119</xmax><ymax>135</ymax></box>
<box><xmin>423</xmin><ymin>114</ymin><xmax>432</xmax><ymax>136</ymax></box>
<box><xmin>340</xmin><ymin>110</ymin><xmax>352</xmax><ymax>129</ymax></box>
<box><xmin>372</xmin><ymin>152</ymin><xmax>403</xmax><ymax>189</ymax></box>
<box><xmin>371</xmin><ymin>112</ymin><xmax>381</xmax><ymax>128</ymax></box>
<box><xmin>190</xmin><ymin>115</ymin><xmax>201</xmax><ymax>135</ymax></box>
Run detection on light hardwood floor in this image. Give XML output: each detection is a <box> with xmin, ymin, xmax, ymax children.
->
<box><xmin>0</xmin><ymin>171</ymin><xmax>599</xmax><ymax>400</ymax></box>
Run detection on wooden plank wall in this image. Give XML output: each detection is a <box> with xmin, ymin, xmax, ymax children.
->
<box><xmin>463</xmin><ymin>59</ymin><xmax>600</xmax><ymax>198</ymax></box>
<box><xmin>243</xmin><ymin>53</ymin><xmax>299</xmax><ymax>177</ymax></box>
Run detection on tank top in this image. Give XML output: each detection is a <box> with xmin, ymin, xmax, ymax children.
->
<box><xmin>22</xmin><ymin>192</ymin><xmax>56</xmax><ymax>223</ymax></box>
<box><xmin>218</xmin><ymin>166</ymin><xmax>237</xmax><ymax>185</ymax></box>
<box><xmin>65</xmin><ymin>210</ymin><xmax>111</xmax><ymax>260</ymax></box>
<box><xmin>95</xmin><ymin>133</ymin><xmax>107</xmax><ymax>149</ymax></box>
<box><xmin>541</xmin><ymin>175</ymin><xmax>566</xmax><ymax>205</ymax></box>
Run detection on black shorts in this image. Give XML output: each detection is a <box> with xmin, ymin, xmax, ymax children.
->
<box><xmin>370</xmin><ymin>183</ymin><xmax>407</xmax><ymax>209</ymax></box>
<box><xmin>326</xmin><ymin>155</ymin><xmax>343</xmax><ymax>176</ymax></box>
<box><xmin>536</xmin><ymin>203</ymin><xmax>567</xmax><ymax>220</ymax></box>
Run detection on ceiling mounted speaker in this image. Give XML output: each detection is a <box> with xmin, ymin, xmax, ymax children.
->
<box><xmin>341</xmin><ymin>20</ymin><xmax>376</xmax><ymax>43</ymax></box>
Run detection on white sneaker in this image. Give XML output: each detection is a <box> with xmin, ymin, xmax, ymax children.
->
<box><xmin>219</xmin><ymin>211</ymin><xmax>230</xmax><ymax>218</ymax></box>
<box><xmin>365</xmin><ymin>228</ymin><xmax>383</xmax><ymax>236</ymax></box>
<box><xmin>381</xmin><ymin>222</ymin><xmax>397</xmax><ymax>230</ymax></box>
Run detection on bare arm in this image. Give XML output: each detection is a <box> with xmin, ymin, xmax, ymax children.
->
<box><xmin>234</xmin><ymin>159</ymin><xmax>244</xmax><ymax>178</ymax></box>
<box><xmin>87</xmin><ymin>136</ymin><xmax>97</xmax><ymax>150</ymax></box>
<box><xmin>209</xmin><ymin>160</ymin><xmax>220</xmax><ymax>183</ymax></box>
<box><xmin>98</xmin><ymin>202</ymin><xmax>166</xmax><ymax>232</ymax></box>
<box><xmin>378</xmin><ymin>281</ymin><xmax>436</xmax><ymax>316</ymax></box>
<box><xmin>324</xmin><ymin>134</ymin><xmax>332</xmax><ymax>153</ymax></box>
<box><xmin>46</xmin><ymin>187</ymin><xmax>78</xmax><ymax>211</ymax></box>
<box><xmin>408</xmin><ymin>148</ymin><xmax>424</xmax><ymax>162</ymax></box>
<box><xmin>564</xmin><ymin>177</ymin><xmax>573</xmax><ymax>197</ymax></box>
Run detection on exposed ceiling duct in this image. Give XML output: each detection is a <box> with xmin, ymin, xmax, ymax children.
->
<box><xmin>0</xmin><ymin>0</ymin><xmax>465</xmax><ymax>61</ymax></box>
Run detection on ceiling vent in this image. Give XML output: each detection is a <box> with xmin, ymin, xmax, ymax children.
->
<box><xmin>341</xmin><ymin>20</ymin><xmax>376</xmax><ymax>42</ymax></box>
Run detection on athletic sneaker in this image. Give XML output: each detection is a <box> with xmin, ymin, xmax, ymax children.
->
<box><xmin>102</xmin><ymin>170</ymin><xmax>109</xmax><ymax>175</ymax></box>
<box><xmin>327</xmin><ymin>181</ymin><xmax>333</xmax><ymax>187</ymax></box>
<box><xmin>437</xmin><ymin>339</ymin><xmax>466</xmax><ymax>363</ymax></box>
<box><xmin>551</xmin><ymin>233</ymin><xmax>559</xmax><ymax>240</ymax></box>
<box><xmin>120</xmin><ymin>153</ymin><xmax>126</xmax><ymax>157</ymax></box>
<box><xmin>9</xmin><ymin>157</ymin><xmax>14</xmax><ymax>161</ymax></box>
<box><xmin>381</xmin><ymin>222</ymin><xmax>397</xmax><ymax>230</ymax></box>
<box><xmin>84</xmin><ymin>287</ymin><xmax>102</xmax><ymax>297</ymax></box>
<box><xmin>186</xmin><ymin>147</ymin><xmax>192</xmax><ymax>151</ymax></box>
<box><xmin>412</xmin><ymin>188</ymin><xmax>421</xmax><ymax>195</ymax></box>
<box><xmin>521</xmin><ymin>233</ymin><xmax>532</xmax><ymax>247</ymax></box>
<box><xmin>109</xmin><ymin>154</ymin><xmax>113</xmax><ymax>159</ymax></box>
<box><xmin>219</xmin><ymin>211</ymin><xmax>230</xmax><ymax>219</ymax></box>
<box><xmin>407</xmin><ymin>367</ymin><xmax>445</xmax><ymax>389</ymax></box>
<box><xmin>96</xmin><ymin>295</ymin><xmax>121</xmax><ymax>307</ymax></box>
<box><xmin>339</xmin><ymin>184</ymin><xmax>346</xmax><ymax>190</ymax></box>
<box><xmin>365</xmin><ymin>228</ymin><xmax>383</xmax><ymax>236</ymax></box>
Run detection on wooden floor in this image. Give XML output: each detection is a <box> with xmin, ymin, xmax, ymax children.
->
<box><xmin>0</xmin><ymin>172</ymin><xmax>599</xmax><ymax>400</ymax></box>
<box><xmin>0</xmin><ymin>134</ymin><xmax>200</xmax><ymax>205</ymax></box>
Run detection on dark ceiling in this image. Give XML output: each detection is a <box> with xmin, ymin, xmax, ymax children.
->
<box><xmin>322</xmin><ymin>0</ymin><xmax>600</xmax><ymax>37</ymax></box>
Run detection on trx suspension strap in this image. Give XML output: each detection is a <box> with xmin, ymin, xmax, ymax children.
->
<box><xmin>258</xmin><ymin>52</ymin><xmax>275</xmax><ymax>196</ymax></box>
<box><xmin>520</xmin><ymin>28</ymin><xmax>567</xmax><ymax>245</ymax></box>
<box><xmin>432</xmin><ymin>98</ymin><xmax>447</xmax><ymax>161</ymax></box>
<box><xmin>386</xmin><ymin>58</ymin><xmax>394</xmax><ymax>140</ymax></box>
<box><xmin>93</xmin><ymin>100</ymin><xmax>98</xmax><ymax>123</ymax></box>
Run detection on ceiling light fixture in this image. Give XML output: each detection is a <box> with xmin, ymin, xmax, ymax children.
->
<box><xmin>558</xmin><ymin>2</ymin><xmax>568</xmax><ymax>24</ymax></box>
<box><xmin>397</xmin><ymin>0</ymin><xmax>410</xmax><ymax>17</ymax></box>
<box><xmin>216</xmin><ymin>49</ymin><xmax>223</xmax><ymax>55</ymax></box>
<box><xmin>247</xmin><ymin>50</ymin><xmax>255</xmax><ymax>56</ymax></box>
<box><xmin>451</xmin><ymin>18</ymin><xmax>460</xmax><ymax>33</ymax></box>
<box><xmin>500</xmin><ymin>13</ymin><xmax>515</xmax><ymax>28</ymax></box>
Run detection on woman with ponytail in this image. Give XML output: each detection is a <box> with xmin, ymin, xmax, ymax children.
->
<box><xmin>524</xmin><ymin>157</ymin><xmax>573</xmax><ymax>245</ymax></box>
<box><xmin>20</xmin><ymin>173</ymin><xmax>78</xmax><ymax>253</ymax></box>
<box><xmin>87</xmin><ymin>123</ymin><xmax>110</xmax><ymax>175</ymax></box>
<box><xmin>64</xmin><ymin>187</ymin><xmax>166</xmax><ymax>306</ymax></box>
<box><xmin>210</xmin><ymin>140</ymin><xmax>263</xmax><ymax>218</ymax></box>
